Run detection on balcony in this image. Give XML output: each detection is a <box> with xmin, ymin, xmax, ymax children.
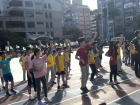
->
<box><xmin>5</xmin><ymin>16</ymin><xmax>24</xmax><ymax>21</ymax></box>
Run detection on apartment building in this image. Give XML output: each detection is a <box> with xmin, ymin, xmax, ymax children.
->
<box><xmin>0</xmin><ymin>0</ymin><xmax>63</xmax><ymax>43</ymax></box>
<box><xmin>97</xmin><ymin>0</ymin><xmax>140</xmax><ymax>40</ymax></box>
<box><xmin>63</xmin><ymin>5</ymin><xmax>92</xmax><ymax>40</ymax></box>
<box><xmin>60</xmin><ymin>0</ymin><xmax>71</xmax><ymax>9</ymax></box>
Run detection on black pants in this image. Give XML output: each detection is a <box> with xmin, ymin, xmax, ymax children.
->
<box><xmin>135</xmin><ymin>53</ymin><xmax>140</xmax><ymax>76</ymax></box>
<box><xmin>89</xmin><ymin>64</ymin><xmax>96</xmax><ymax>79</ymax></box>
<box><xmin>35</xmin><ymin>76</ymin><xmax>47</xmax><ymax>101</ymax></box>
<box><xmin>110</xmin><ymin>65</ymin><xmax>117</xmax><ymax>82</ymax></box>
<box><xmin>131</xmin><ymin>54</ymin><xmax>135</xmax><ymax>66</ymax></box>
<box><xmin>27</xmin><ymin>72</ymin><xmax>36</xmax><ymax>94</ymax></box>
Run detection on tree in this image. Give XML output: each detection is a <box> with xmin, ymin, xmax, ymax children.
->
<box><xmin>137</xmin><ymin>15</ymin><xmax>140</xmax><ymax>29</ymax></box>
<box><xmin>0</xmin><ymin>30</ymin><xmax>24</xmax><ymax>50</ymax></box>
<box><xmin>92</xmin><ymin>10</ymin><xmax>101</xmax><ymax>36</ymax></box>
<box><xmin>102</xmin><ymin>7</ymin><xmax>107</xmax><ymax>38</ymax></box>
<box><xmin>64</xmin><ymin>38</ymin><xmax>70</xmax><ymax>46</ymax></box>
<box><xmin>108</xmin><ymin>7</ymin><xmax>120</xmax><ymax>37</ymax></box>
<box><xmin>63</xmin><ymin>28</ymin><xmax>83</xmax><ymax>41</ymax></box>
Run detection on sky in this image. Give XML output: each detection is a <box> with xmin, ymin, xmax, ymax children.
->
<box><xmin>83</xmin><ymin>0</ymin><xmax>97</xmax><ymax>10</ymax></box>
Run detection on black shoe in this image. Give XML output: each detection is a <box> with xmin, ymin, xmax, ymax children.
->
<box><xmin>80</xmin><ymin>87</ymin><xmax>88</xmax><ymax>93</ymax></box>
<box><xmin>57</xmin><ymin>86</ymin><xmax>60</xmax><ymax>90</ymax></box>
<box><xmin>6</xmin><ymin>91</ymin><xmax>11</xmax><ymax>96</ymax></box>
<box><xmin>52</xmin><ymin>81</ymin><xmax>56</xmax><ymax>84</ymax></box>
<box><xmin>55</xmin><ymin>76</ymin><xmax>57</xmax><ymax>78</ymax></box>
<box><xmin>63</xmin><ymin>84</ymin><xmax>70</xmax><ymax>88</ymax></box>
<box><xmin>85</xmin><ymin>87</ymin><xmax>89</xmax><ymax>92</ymax></box>
<box><xmin>23</xmin><ymin>79</ymin><xmax>25</xmax><ymax>81</ymax></box>
<box><xmin>2</xmin><ymin>86</ymin><xmax>5</xmax><ymax>90</ymax></box>
<box><xmin>11</xmin><ymin>89</ymin><xmax>17</xmax><ymax>94</ymax></box>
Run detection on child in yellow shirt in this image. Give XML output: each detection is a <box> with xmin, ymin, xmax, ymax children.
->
<box><xmin>88</xmin><ymin>47</ymin><xmax>96</xmax><ymax>82</ymax></box>
<box><xmin>130</xmin><ymin>44</ymin><xmax>135</xmax><ymax>67</ymax></box>
<box><xmin>56</xmin><ymin>47</ymin><xmax>69</xmax><ymax>90</ymax></box>
<box><xmin>46</xmin><ymin>50</ymin><xmax>56</xmax><ymax>84</ymax></box>
<box><xmin>19</xmin><ymin>51</ymin><xmax>26</xmax><ymax>81</ymax></box>
<box><xmin>63</xmin><ymin>47</ymin><xmax>71</xmax><ymax>80</ymax></box>
<box><xmin>52</xmin><ymin>50</ymin><xmax>57</xmax><ymax>77</ymax></box>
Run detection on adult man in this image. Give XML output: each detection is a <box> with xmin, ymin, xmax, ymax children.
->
<box><xmin>130</xmin><ymin>30</ymin><xmax>140</xmax><ymax>78</ymax></box>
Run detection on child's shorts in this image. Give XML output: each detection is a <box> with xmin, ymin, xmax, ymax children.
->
<box><xmin>0</xmin><ymin>69</ymin><xmax>3</xmax><ymax>77</ymax></box>
<box><xmin>3</xmin><ymin>73</ymin><xmax>13</xmax><ymax>82</ymax></box>
<box><xmin>56</xmin><ymin>71</ymin><xmax>65</xmax><ymax>75</ymax></box>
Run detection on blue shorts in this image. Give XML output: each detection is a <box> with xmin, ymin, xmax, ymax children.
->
<box><xmin>3</xmin><ymin>73</ymin><xmax>13</xmax><ymax>82</ymax></box>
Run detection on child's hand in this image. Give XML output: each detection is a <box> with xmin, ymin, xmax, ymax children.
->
<box><xmin>94</xmin><ymin>33</ymin><xmax>98</xmax><ymax>38</ymax></box>
<box><xmin>81</xmin><ymin>60</ymin><xmax>85</xmax><ymax>64</ymax></box>
<box><xmin>2</xmin><ymin>64</ymin><xmax>6</xmax><ymax>67</ymax></box>
<box><xmin>58</xmin><ymin>70</ymin><xmax>61</xmax><ymax>73</ymax></box>
<box><xmin>28</xmin><ymin>73</ymin><xmax>32</xmax><ymax>78</ymax></box>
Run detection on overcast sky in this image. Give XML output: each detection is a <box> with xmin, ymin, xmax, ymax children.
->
<box><xmin>83</xmin><ymin>0</ymin><xmax>97</xmax><ymax>10</ymax></box>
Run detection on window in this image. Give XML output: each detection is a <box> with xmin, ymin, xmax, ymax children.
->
<box><xmin>37</xmin><ymin>22</ymin><xmax>44</xmax><ymax>24</ymax></box>
<box><xmin>45</xmin><ymin>13</ymin><xmax>48</xmax><ymax>18</ymax></box>
<box><xmin>51</xmin><ymin>32</ymin><xmax>54</xmax><ymax>37</ymax></box>
<box><xmin>46</xmin><ymin>22</ymin><xmax>49</xmax><ymax>28</ymax></box>
<box><xmin>48</xmin><ymin>3</ymin><xmax>51</xmax><ymax>9</ymax></box>
<box><xmin>44</xmin><ymin>3</ymin><xmax>47</xmax><ymax>8</ymax></box>
<box><xmin>124</xmin><ymin>2</ymin><xmax>133</xmax><ymax>8</ymax></box>
<box><xmin>25</xmin><ymin>1</ymin><xmax>33</xmax><ymax>7</ymax></box>
<box><xmin>35</xmin><ymin>2</ymin><xmax>42</xmax><ymax>5</ymax></box>
<box><xmin>28</xmin><ymin>22</ymin><xmax>35</xmax><ymax>28</ymax></box>
<box><xmin>50</xmin><ymin>22</ymin><xmax>53</xmax><ymax>28</ymax></box>
<box><xmin>49</xmin><ymin>13</ymin><xmax>52</xmax><ymax>18</ymax></box>
<box><xmin>36</xmin><ymin>11</ymin><xmax>43</xmax><ymax>14</ymax></box>
<box><xmin>26</xmin><ymin>11</ymin><xmax>34</xmax><ymax>17</ymax></box>
<box><xmin>38</xmin><ymin>32</ymin><xmax>45</xmax><ymax>34</ymax></box>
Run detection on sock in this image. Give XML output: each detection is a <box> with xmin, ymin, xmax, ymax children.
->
<box><xmin>2</xmin><ymin>84</ymin><xmax>4</xmax><ymax>87</ymax></box>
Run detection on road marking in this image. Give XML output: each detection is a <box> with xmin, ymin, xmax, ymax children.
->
<box><xmin>107</xmin><ymin>89</ymin><xmax>140</xmax><ymax>105</ymax></box>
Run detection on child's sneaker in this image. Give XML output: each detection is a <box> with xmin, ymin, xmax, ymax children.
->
<box><xmin>57</xmin><ymin>86</ymin><xmax>60</xmax><ymax>90</ymax></box>
<box><xmin>63</xmin><ymin>84</ymin><xmax>70</xmax><ymax>88</ymax></box>
<box><xmin>38</xmin><ymin>101</ymin><xmax>46</xmax><ymax>105</ymax></box>
<box><xmin>90</xmin><ymin>78</ymin><xmax>95</xmax><ymax>82</ymax></box>
<box><xmin>29</xmin><ymin>94</ymin><xmax>34</xmax><ymax>100</ymax></box>
<box><xmin>44</xmin><ymin>98</ymin><xmax>52</xmax><ymax>103</ymax></box>
<box><xmin>2</xmin><ymin>86</ymin><xmax>5</xmax><ymax>90</ymax></box>
<box><xmin>11</xmin><ymin>89</ymin><xmax>17</xmax><ymax>94</ymax></box>
<box><xmin>34</xmin><ymin>92</ymin><xmax>37</xmax><ymax>98</ymax></box>
<box><xmin>6</xmin><ymin>91</ymin><xmax>11</xmax><ymax>96</ymax></box>
<box><xmin>109</xmin><ymin>82</ymin><xmax>114</xmax><ymax>85</ymax></box>
<box><xmin>85</xmin><ymin>87</ymin><xmax>89</xmax><ymax>92</ymax></box>
<box><xmin>51</xmin><ymin>81</ymin><xmax>56</xmax><ymax>84</ymax></box>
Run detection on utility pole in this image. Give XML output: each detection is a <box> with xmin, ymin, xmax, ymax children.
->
<box><xmin>101</xmin><ymin>0</ymin><xmax>104</xmax><ymax>39</ymax></box>
<box><xmin>106</xmin><ymin>0</ymin><xmax>109</xmax><ymax>40</ymax></box>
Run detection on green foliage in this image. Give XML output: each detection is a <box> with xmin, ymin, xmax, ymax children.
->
<box><xmin>0</xmin><ymin>30</ymin><xmax>24</xmax><ymax>48</ymax></box>
<box><xmin>64</xmin><ymin>39</ymin><xmax>70</xmax><ymax>46</ymax></box>
<box><xmin>63</xmin><ymin>28</ymin><xmax>83</xmax><ymax>41</ymax></box>
<box><xmin>137</xmin><ymin>15</ymin><xmax>140</xmax><ymax>29</ymax></box>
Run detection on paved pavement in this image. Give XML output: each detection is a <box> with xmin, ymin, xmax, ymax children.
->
<box><xmin>0</xmin><ymin>49</ymin><xmax>140</xmax><ymax>105</ymax></box>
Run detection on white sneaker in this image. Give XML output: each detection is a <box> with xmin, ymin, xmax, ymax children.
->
<box><xmin>34</xmin><ymin>92</ymin><xmax>37</xmax><ymax>98</ymax></box>
<box><xmin>29</xmin><ymin>94</ymin><xmax>34</xmax><ymax>100</ymax></box>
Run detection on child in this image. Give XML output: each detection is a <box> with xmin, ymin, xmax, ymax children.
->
<box><xmin>25</xmin><ymin>47</ymin><xmax>36</xmax><ymax>100</ymax></box>
<box><xmin>30</xmin><ymin>47</ymin><xmax>52</xmax><ymax>105</ymax></box>
<box><xmin>52</xmin><ymin>50</ymin><xmax>57</xmax><ymax>77</ymax></box>
<box><xmin>0</xmin><ymin>56</ymin><xmax>5</xmax><ymax>90</ymax></box>
<box><xmin>125</xmin><ymin>40</ymin><xmax>130</xmax><ymax>66</ymax></box>
<box><xmin>75</xmin><ymin>33</ymin><xmax>97</xmax><ymax>93</ymax></box>
<box><xmin>122</xmin><ymin>42</ymin><xmax>126</xmax><ymax>63</ymax></box>
<box><xmin>88</xmin><ymin>47</ymin><xmax>96</xmax><ymax>82</ymax></box>
<box><xmin>56</xmin><ymin>47</ymin><xmax>69</xmax><ymax>90</ymax></box>
<box><xmin>130</xmin><ymin>44</ymin><xmax>135</xmax><ymax>68</ymax></box>
<box><xmin>105</xmin><ymin>35</ymin><xmax>123</xmax><ymax>85</ymax></box>
<box><xmin>19</xmin><ymin>50</ymin><xmax>26</xmax><ymax>81</ymax></box>
<box><xmin>0</xmin><ymin>49</ymin><xmax>17</xmax><ymax>96</ymax></box>
<box><xmin>63</xmin><ymin>47</ymin><xmax>71</xmax><ymax>80</ymax></box>
<box><xmin>46</xmin><ymin>48</ymin><xmax>56</xmax><ymax>84</ymax></box>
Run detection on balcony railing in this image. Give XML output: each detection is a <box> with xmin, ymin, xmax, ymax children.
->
<box><xmin>6</xmin><ymin>16</ymin><xmax>24</xmax><ymax>20</ymax></box>
<box><xmin>7</xmin><ymin>27</ymin><xmax>25</xmax><ymax>30</ymax></box>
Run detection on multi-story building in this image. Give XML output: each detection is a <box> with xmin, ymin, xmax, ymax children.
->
<box><xmin>0</xmin><ymin>0</ymin><xmax>63</xmax><ymax>44</ymax></box>
<box><xmin>63</xmin><ymin>5</ymin><xmax>92</xmax><ymax>40</ymax></box>
<box><xmin>97</xmin><ymin>0</ymin><xmax>139</xmax><ymax>40</ymax></box>
<box><xmin>60</xmin><ymin>0</ymin><xmax>71</xmax><ymax>9</ymax></box>
<box><xmin>72</xmin><ymin>0</ymin><xmax>82</xmax><ymax>5</ymax></box>
<box><xmin>90</xmin><ymin>13</ymin><xmax>97</xmax><ymax>36</ymax></box>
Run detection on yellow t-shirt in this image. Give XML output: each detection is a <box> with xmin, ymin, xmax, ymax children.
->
<box><xmin>130</xmin><ymin>45</ymin><xmax>135</xmax><ymax>54</ymax></box>
<box><xmin>96</xmin><ymin>47</ymin><xmax>99</xmax><ymax>57</ymax></box>
<box><xmin>0</xmin><ymin>56</ymin><xmax>2</xmax><ymax>60</ymax></box>
<box><xmin>88</xmin><ymin>53</ymin><xmax>95</xmax><ymax>64</ymax></box>
<box><xmin>117</xmin><ymin>47</ymin><xmax>121</xmax><ymax>59</ymax></box>
<box><xmin>64</xmin><ymin>52</ymin><xmax>69</xmax><ymax>62</ymax></box>
<box><xmin>56</xmin><ymin>55</ymin><xmax>64</xmax><ymax>72</ymax></box>
<box><xmin>22</xmin><ymin>57</ymin><xmax>25</xmax><ymax>69</ymax></box>
<box><xmin>122</xmin><ymin>45</ymin><xmax>125</xmax><ymax>52</ymax></box>
<box><xmin>47</xmin><ymin>54</ymin><xmax>54</xmax><ymax>67</ymax></box>
<box><xmin>52</xmin><ymin>55</ymin><xmax>56</xmax><ymax>65</ymax></box>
